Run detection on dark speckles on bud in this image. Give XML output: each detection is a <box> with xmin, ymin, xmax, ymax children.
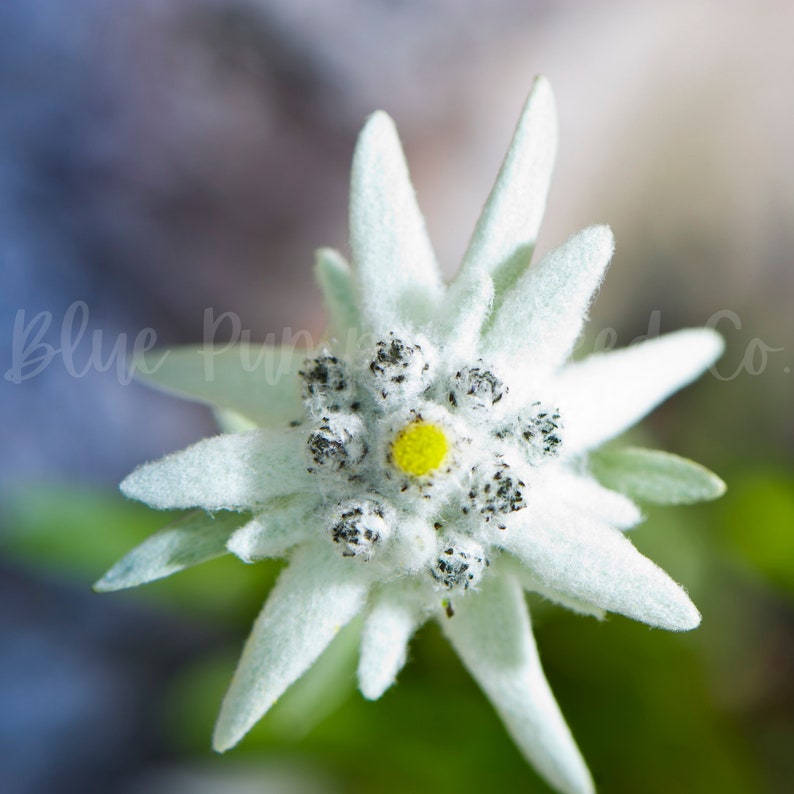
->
<box><xmin>450</xmin><ymin>362</ymin><xmax>506</xmax><ymax>412</ymax></box>
<box><xmin>467</xmin><ymin>460</ymin><xmax>526</xmax><ymax>520</ymax></box>
<box><xmin>300</xmin><ymin>352</ymin><xmax>355</xmax><ymax>412</ymax></box>
<box><xmin>367</xmin><ymin>333</ymin><xmax>433</xmax><ymax>404</ymax></box>
<box><xmin>431</xmin><ymin>534</ymin><xmax>488</xmax><ymax>591</ymax></box>
<box><xmin>519</xmin><ymin>402</ymin><xmax>563</xmax><ymax>462</ymax></box>
<box><xmin>327</xmin><ymin>497</ymin><xmax>392</xmax><ymax>560</ymax></box>
<box><xmin>307</xmin><ymin>413</ymin><xmax>367</xmax><ymax>474</ymax></box>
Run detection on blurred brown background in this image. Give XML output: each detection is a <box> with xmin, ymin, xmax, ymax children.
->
<box><xmin>1</xmin><ymin>1</ymin><xmax>792</xmax><ymax>792</ymax></box>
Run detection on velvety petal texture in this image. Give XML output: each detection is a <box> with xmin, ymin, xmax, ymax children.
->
<box><xmin>213</xmin><ymin>544</ymin><xmax>370</xmax><ymax>752</ymax></box>
<box><xmin>435</xmin><ymin>269</ymin><xmax>495</xmax><ymax>356</ymax></box>
<box><xmin>482</xmin><ymin>226</ymin><xmax>615</xmax><ymax>369</ymax></box>
<box><xmin>350</xmin><ymin>111</ymin><xmax>443</xmax><ymax>334</ymax></box>
<box><xmin>536</xmin><ymin>466</ymin><xmax>643</xmax><ymax>531</ymax></box>
<box><xmin>133</xmin><ymin>345</ymin><xmax>303</xmax><ymax>427</ymax></box>
<box><xmin>590</xmin><ymin>447</ymin><xmax>726</xmax><ymax>505</ymax></box>
<box><xmin>558</xmin><ymin>328</ymin><xmax>724</xmax><ymax>453</ymax></box>
<box><xmin>94</xmin><ymin>510</ymin><xmax>247</xmax><ymax>591</ymax></box>
<box><xmin>358</xmin><ymin>584</ymin><xmax>427</xmax><ymax>700</ymax></box>
<box><xmin>443</xmin><ymin>574</ymin><xmax>594</xmax><ymax>794</ymax></box>
<box><xmin>456</xmin><ymin>75</ymin><xmax>557</xmax><ymax>296</ymax></box>
<box><xmin>121</xmin><ymin>429</ymin><xmax>310</xmax><ymax>511</ymax></box>
<box><xmin>314</xmin><ymin>247</ymin><xmax>360</xmax><ymax>342</ymax></box>
<box><xmin>227</xmin><ymin>497</ymin><xmax>317</xmax><ymax>562</ymax></box>
<box><xmin>496</xmin><ymin>510</ymin><xmax>700</xmax><ymax>631</ymax></box>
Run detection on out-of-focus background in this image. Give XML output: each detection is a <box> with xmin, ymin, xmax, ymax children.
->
<box><xmin>1</xmin><ymin>1</ymin><xmax>792</xmax><ymax>792</ymax></box>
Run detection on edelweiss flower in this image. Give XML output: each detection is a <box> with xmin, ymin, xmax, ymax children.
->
<box><xmin>97</xmin><ymin>77</ymin><xmax>725</xmax><ymax>794</ymax></box>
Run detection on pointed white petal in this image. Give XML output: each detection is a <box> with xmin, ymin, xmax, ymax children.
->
<box><xmin>457</xmin><ymin>76</ymin><xmax>557</xmax><ymax>292</ymax></box>
<box><xmin>482</xmin><ymin>226</ymin><xmax>614</xmax><ymax>370</ymax></box>
<box><xmin>358</xmin><ymin>583</ymin><xmax>427</xmax><ymax>700</ymax></box>
<box><xmin>132</xmin><ymin>345</ymin><xmax>302</xmax><ymax>427</ymax></box>
<box><xmin>500</xmin><ymin>554</ymin><xmax>605</xmax><ymax>619</ymax></box>
<box><xmin>558</xmin><ymin>329</ymin><xmax>724</xmax><ymax>453</ymax></box>
<box><xmin>435</xmin><ymin>269</ymin><xmax>494</xmax><ymax>356</ymax></box>
<box><xmin>496</xmin><ymin>509</ymin><xmax>700</xmax><ymax>631</ymax></box>
<box><xmin>521</xmin><ymin>574</ymin><xmax>607</xmax><ymax>620</ymax></box>
<box><xmin>314</xmin><ymin>247</ymin><xmax>360</xmax><ymax>342</ymax></box>
<box><xmin>227</xmin><ymin>497</ymin><xmax>318</xmax><ymax>562</ymax></box>
<box><xmin>120</xmin><ymin>429</ymin><xmax>310</xmax><ymax>511</ymax></box>
<box><xmin>350</xmin><ymin>111</ymin><xmax>443</xmax><ymax>334</ymax></box>
<box><xmin>541</xmin><ymin>466</ymin><xmax>643</xmax><ymax>530</ymax></box>
<box><xmin>442</xmin><ymin>574</ymin><xmax>594</xmax><ymax>794</ymax></box>
<box><xmin>213</xmin><ymin>544</ymin><xmax>369</xmax><ymax>752</ymax></box>
<box><xmin>93</xmin><ymin>510</ymin><xmax>246</xmax><ymax>591</ymax></box>
<box><xmin>589</xmin><ymin>447</ymin><xmax>726</xmax><ymax>505</ymax></box>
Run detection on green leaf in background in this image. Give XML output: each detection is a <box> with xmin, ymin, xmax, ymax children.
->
<box><xmin>721</xmin><ymin>471</ymin><xmax>794</xmax><ymax>594</ymax></box>
<box><xmin>94</xmin><ymin>509</ymin><xmax>249</xmax><ymax>592</ymax></box>
<box><xmin>590</xmin><ymin>446</ymin><xmax>726</xmax><ymax>505</ymax></box>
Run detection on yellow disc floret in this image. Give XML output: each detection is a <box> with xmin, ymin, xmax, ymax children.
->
<box><xmin>391</xmin><ymin>421</ymin><xmax>449</xmax><ymax>477</ymax></box>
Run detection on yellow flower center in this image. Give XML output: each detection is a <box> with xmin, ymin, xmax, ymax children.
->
<box><xmin>391</xmin><ymin>421</ymin><xmax>449</xmax><ymax>477</ymax></box>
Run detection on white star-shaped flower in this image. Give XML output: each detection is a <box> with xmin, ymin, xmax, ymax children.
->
<box><xmin>96</xmin><ymin>77</ymin><xmax>726</xmax><ymax>794</ymax></box>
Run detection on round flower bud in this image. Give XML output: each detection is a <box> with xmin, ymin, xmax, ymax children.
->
<box><xmin>299</xmin><ymin>352</ymin><xmax>356</xmax><ymax>413</ymax></box>
<box><xmin>306</xmin><ymin>413</ymin><xmax>367</xmax><ymax>473</ymax></box>
<box><xmin>327</xmin><ymin>496</ymin><xmax>392</xmax><ymax>560</ymax></box>
<box><xmin>366</xmin><ymin>333</ymin><xmax>433</xmax><ymax>406</ymax></box>
<box><xmin>517</xmin><ymin>402</ymin><xmax>563</xmax><ymax>463</ymax></box>
<box><xmin>431</xmin><ymin>533</ymin><xmax>489</xmax><ymax>591</ymax></box>
<box><xmin>448</xmin><ymin>362</ymin><xmax>507</xmax><ymax>412</ymax></box>
<box><xmin>466</xmin><ymin>459</ymin><xmax>526</xmax><ymax>526</ymax></box>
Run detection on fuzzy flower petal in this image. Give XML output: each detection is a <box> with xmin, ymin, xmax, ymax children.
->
<box><xmin>511</xmin><ymin>562</ymin><xmax>607</xmax><ymax>621</ymax></box>
<box><xmin>350</xmin><ymin>111</ymin><xmax>443</xmax><ymax>334</ymax></box>
<box><xmin>558</xmin><ymin>328</ymin><xmax>724</xmax><ymax>453</ymax></box>
<box><xmin>496</xmin><ymin>510</ymin><xmax>700</xmax><ymax>631</ymax></box>
<box><xmin>589</xmin><ymin>447</ymin><xmax>726</xmax><ymax>505</ymax></box>
<box><xmin>358</xmin><ymin>583</ymin><xmax>427</xmax><ymax>700</ymax></box>
<box><xmin>213</xmin><ymin>543</ymin><xmax>370</xmax><ymax>752</ymax></box>
<box><xmin>482</xmin><ymin>225</ymin><xmax>614</xmax><ymax>369</ymax></box>
<box><xmin>454</xmin><ymin>75</ymin><xmax>557</xmax><ymax>297</ymax></box>
<box><xmin>94</xmin><ymin>510</ymin><xmax>247</xmax><ymax>591</ymax></box>
<box><xmin>121</xmin><ymin>429</ymin><xmax>310</xmax><ymax>511</ymax></box>
<box><xmin>226</xmin><ymin>497</ymin><xmax>317</xmax><ymax>562</ymax></box>
<box><xmin>314</xmin><ymin>247</ymin><xmax>360</xmax><ymax>341</ymax></box>
<box><xmin>442</xmin><ymin>573</ymin><xmax>594</xmax><ymax>794</ymax></box>
<box><xmin>435</xmin><ymin>269</ymin><xmax>495</xmax><ymax>355</ymax></box>
<box><xmin>134</xmin><ymin>345</ymin><xmax>302</xmax><ymax>427</ymax></box>
<box><xmin>539</xmin><ymin>468</ymin><xmax>643</xmax><ymax>531</ymax></box>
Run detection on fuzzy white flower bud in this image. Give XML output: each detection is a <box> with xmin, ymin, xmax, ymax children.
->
<box><xmin>327</xmin><ymin>496</ymin><xmax>392</xmax><ymax>560</ymax></box>
<box><xmin>365</xmin><ymin>333</ymin><xmax>434</xmax><ymax>406</ymax></box>
<box><xmin>431</xmin><ymin>533</ymin><xmax>489</xmax><ymax>591</ymax></box>
<box><xmin>306</xmin><ymin>413</ymin><xmax>367</xmax><ymax>473</ymax></box>
<box><xmin>466</xmin><ymin>459</ymin><xmax>526</xmax><ymax>527</ymax></box>
<box><xmin>517</xmin><ymin>402</ymin><xmax>563</xmax><ymax>463</ymax></box>
<box><xmin>299</xmin><ymin>352</ymin><xmax>357</xmax><ymax>414</ymax></box>
<box><xmin>448</xmin><ymin>362</ymin><xmax>507</xmax><ymax>412</ymax></box>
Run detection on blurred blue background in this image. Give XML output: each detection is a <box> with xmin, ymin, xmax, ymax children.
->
<box><xmin>1</xmin><ymin>1</ymin><xmax>792</xmax><ymax>792</ymax></box>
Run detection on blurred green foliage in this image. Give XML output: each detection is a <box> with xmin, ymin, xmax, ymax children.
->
<box><xmin>720</xmin><ymin>472</ymin><xmax>794</xmax><ymax>594</ymax></box>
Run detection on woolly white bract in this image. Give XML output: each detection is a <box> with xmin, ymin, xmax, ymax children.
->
<box><xmin>98</xmin><ymin>77</ymin><xmax>726</xmax><ymax>794</ymax></box>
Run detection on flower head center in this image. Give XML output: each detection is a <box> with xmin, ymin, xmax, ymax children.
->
<box><xmin>391</xmin><ymin>421</ymin><xmax>448</xmax><ymax>477</ymax></box>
